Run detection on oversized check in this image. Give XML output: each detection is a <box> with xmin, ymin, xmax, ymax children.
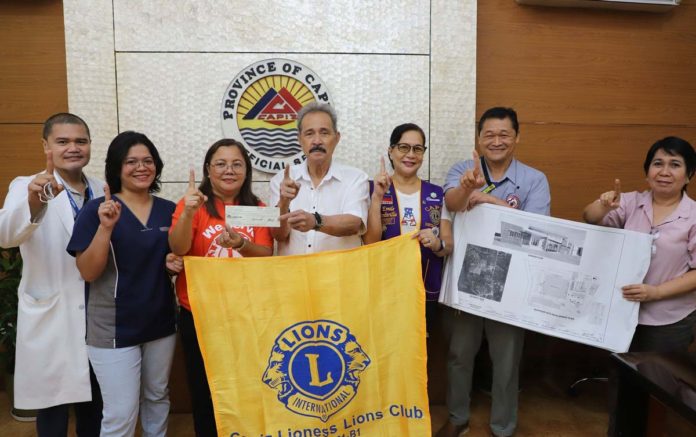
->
<box><xmin>225</xmin><ymin>205</ymin><xmax>280</xmax><ymax>227</ymax></box>
<box><xmin>440</xmin><ymin>204</ymin><xmax>653</xmax><ymax>352</ymax></box>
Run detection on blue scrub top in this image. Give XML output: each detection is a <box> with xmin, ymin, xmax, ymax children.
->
<box><xmin>68</xmin><ymin>195</ymin><xmax>176</xmax><ymax>348</ymax></box>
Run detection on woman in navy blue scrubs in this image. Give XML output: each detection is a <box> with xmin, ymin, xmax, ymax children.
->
<box><xmin>68</xmin><ymin>131</ymin><xmax>180</xmax><ymax>437</ymax></box>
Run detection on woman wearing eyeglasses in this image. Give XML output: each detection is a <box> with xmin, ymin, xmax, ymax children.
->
<box><xmin>67</xmin><ymin>131</ymin><xmax>180</xmax><ymax>436</ymax></box>
<box><xmin>584</xmin><ymin>136</ymin><xmax>696</xmax><ymax>353</ymax></box>
<box><xmin>168</xmin><ymin>138</ymin><xmax>273</xmax><ymax>436</ymax></box>
<box><xmin>363</xmin><ymin>123</ymin><xmax>453</xmax><ymax>326</ymax></box>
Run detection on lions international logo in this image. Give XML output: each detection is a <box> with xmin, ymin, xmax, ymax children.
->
<box><xmin>427</xmin><ymin>205</ymin><xmax>441</xmax><ymax>227</ymax></box>
<box><xmin>221</xmin><ymin>59</ymin><xmax>332</xmax><ymax>173</ymax></box>
<box><xmin>506</xmin><ymin>193</ymin><xmax>521</xmax><ymax>209</ymax></box>
<box><xmin>262</xmin><ymin>320</ymin><xmax>370</xmax><ymax>422</ymax></box>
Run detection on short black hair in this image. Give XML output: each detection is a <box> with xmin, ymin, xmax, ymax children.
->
<box><xmin>643</xmin><ymin>136</ymin><xmax>696</xmax><ymax>192</ymax></box>
<box><xmin>477</xmin><ymin>107</ymin><xmax>519</xmax><ymax>135</ymax></box>
<box><xmin>104</xmin><ymin>131</ymin><xmax>163</xmax><ymax>194</ymax></box>
<box><xmin>42</xmin><ymin>113</ymin><xmax>91</xmax><ymax>140</ymax></box>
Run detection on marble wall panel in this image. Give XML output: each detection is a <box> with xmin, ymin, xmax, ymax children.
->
<box><xmin>430</xmin><ymin>0</ymin><xmax>478</xmax><ymax>185</ymax></box>
<box><xmin>113</xmin><ymin>0</ymin><xmax>430</xmax><ymax>54</ymax></box>
<box><xmin>65</xmin><ymin>0</ymin><xmax>477</xmax><ymax>190</ymax></box>
<box><xmin>64</xmin><ymin>0</ymin><xmax>119</xmax><ymax>178</ymax></box>
<box><xmin>115</xmin><ymin>53</ymin><xmax>430</xmax><ymax>184</ymax></box>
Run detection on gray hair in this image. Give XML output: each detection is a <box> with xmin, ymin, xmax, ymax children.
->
<box><xmin>296</xmin><ymin>102</ymin><xmax>338</xmax><ymax>133</ymax></box>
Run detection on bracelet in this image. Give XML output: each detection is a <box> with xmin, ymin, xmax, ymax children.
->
<box><xmin>436</xmin><ymin>239</ymin><xmax>445</xmax><ymax>253</ymax></box>
<box><xmin>234</xmin><ymin>238</ymin><xmax>247</xmax><ymax>251</ymax></box>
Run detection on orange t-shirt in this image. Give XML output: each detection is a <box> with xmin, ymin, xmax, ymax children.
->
<box><xmin>170</xmin><ymin>197</ymin><xmax>273</xmax><ymax>310</ymax></box>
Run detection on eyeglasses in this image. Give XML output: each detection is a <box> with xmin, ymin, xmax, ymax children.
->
<box><xmin>209</xmin><ymin>161</ymin><xmax>245</xmax><ymax>174</ymax></box>
<box><xmin>392</xmin><ymin>143</ymin><xmax>427</xmax><ymax>156</ymax></box>
<box><xmin>124</xmin><ymin>158</ymin><xmax>155</xmax><ymax>168</ymax></box>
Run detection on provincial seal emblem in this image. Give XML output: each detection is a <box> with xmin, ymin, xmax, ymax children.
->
<box><xmin>262</xmin><ymin>320</ymin><xmax>371</xmax><ymax>422</ymax></box>
<box><xmin>221</xmin><ymin>58</ymin><xmax>333</xmax><ymax>173</ymax></box>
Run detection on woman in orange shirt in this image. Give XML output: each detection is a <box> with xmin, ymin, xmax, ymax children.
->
<box><xmin>169</xmin><ymin>139</ymin><xmax>273</xmax><ymax>436</ymax></box>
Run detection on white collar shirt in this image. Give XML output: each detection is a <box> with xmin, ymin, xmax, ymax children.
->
<box><xmin>269</xmin><ymin>160</ymin><xmax>369</xmax><ymax>256</ymax></box>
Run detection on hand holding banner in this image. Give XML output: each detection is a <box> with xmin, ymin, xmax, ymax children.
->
<box><xmin>185</xmin><ymin>234</ymin><xmax>431</xmax><ymax>436</ymax></box>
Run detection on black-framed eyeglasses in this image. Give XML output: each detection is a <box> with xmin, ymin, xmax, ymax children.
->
<box><xmin>392</xmin><ymin>143</ymin><xmax>427</xmax><ymax>156</ymax></box>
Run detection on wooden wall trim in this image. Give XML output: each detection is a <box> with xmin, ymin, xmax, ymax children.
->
<box><xmin>477</xmin><ymin>0</ymin><xmax>696</xmax><ymax>220</ymax></box>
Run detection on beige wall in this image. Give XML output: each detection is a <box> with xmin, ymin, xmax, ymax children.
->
<box><xmin>4</xmin><ymin>1</ymin><xmax>696</xmax><ymax>216</ymax></box>
<box><xmin>60</xmin><ymin>0</ymin><xmax>477</xmax><ymax>203</ymax></box>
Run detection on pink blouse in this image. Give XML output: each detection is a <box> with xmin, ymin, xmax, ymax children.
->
<box><xmin>602</xmin><ymin>191</ymin><xmax>696</xmax><ymax>326</ymax></box>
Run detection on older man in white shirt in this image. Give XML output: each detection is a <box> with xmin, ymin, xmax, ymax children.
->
<box><xmin>270</xmin><ymin>102</ymin><xmax>368</xmax><ymax>255</ymax></box>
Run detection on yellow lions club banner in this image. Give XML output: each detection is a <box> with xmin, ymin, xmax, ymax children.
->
<box><xmin>185</xmin><ymin>234</ymin><xmax>431</xmax><ymax>437</ymax></box>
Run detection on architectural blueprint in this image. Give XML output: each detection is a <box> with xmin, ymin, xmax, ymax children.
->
<box><xmin>440</xmin><ymin>204</ymin><xmax>653</xmax><ymax>352</ymax></box>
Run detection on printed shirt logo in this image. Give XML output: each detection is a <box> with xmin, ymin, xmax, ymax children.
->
<box><xmin>262</xmin><ymin>320</ymin><xmax>371</xmax><ymax>422</ymax></box>
<box><xmin>221</xmin><ymin>59</ymin><xmax>333</xmax><ymax>173</ymax></box>
<box><xmin>201</xmin><ymin>224</ymin><xmax>254</xmax><ymax>258</ymax></box>
<box><xmin>401</xmin><ymin>207</ymin><xmax>417</xmax><ymax>227</ymax></box>
<box><xmin>506</xmin><ymin>193</ymin><xmax>521</xmax><ymax>209</ymax></box>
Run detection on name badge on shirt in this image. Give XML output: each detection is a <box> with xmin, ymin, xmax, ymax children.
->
<box><xmin>225</xmin><ymin>206</ymin><xmax>280</xmax><ymax>227</ymax></box>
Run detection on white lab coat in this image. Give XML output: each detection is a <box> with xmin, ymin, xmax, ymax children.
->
<box><xmin>0</xmin><ymin>173</ymin><xmax>103</xmax><ymax>409</ymax></box>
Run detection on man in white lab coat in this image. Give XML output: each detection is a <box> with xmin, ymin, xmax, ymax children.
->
<box><xmin>0</xmin><ymin>113</ymin><xmax>103</xmax><ymax>436</ymax></box>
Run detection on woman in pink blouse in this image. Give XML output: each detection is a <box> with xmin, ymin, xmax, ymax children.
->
<box><xmin>584</xmin><ymin>136</ymin><xmax>696</xmax><ymax>352</ymax></box>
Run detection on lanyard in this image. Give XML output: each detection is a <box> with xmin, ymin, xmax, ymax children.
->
<box><xmin>65</xmin><ymin>184</ymin><xmax>92</xmax><ymax>218</ymax></box>
<box><xmin>55</xmin><ymin>172</ymin><xmax>92</xmax><ymax>218</ymax></box>
<box><xmin>55</xmin><ymin>172</ymin><xmax>94</xmax><ymax>219</ymax></box>
<box><xmin>480</xmin><ymin>156</ymin><xmax>502</xmax><ymax>194</ymax></box>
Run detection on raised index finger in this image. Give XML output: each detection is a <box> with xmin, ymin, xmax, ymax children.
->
<box><xmin>380</xmin><ymin>156</ymin><xmax>386</xmax><ymax>174</ymax></box>
<box><xmin>284</xmin><ymin>165</ymin><xmax>290</xmax><ymax>179</ymax></box>
<box><xmin>614</xmin><ymin>178</ymin><xmax>621</xmax><ymax>195</ymax></box>
<box><xmin>104</xmin><ymin>184</ymin><xmax>111</xmax><ymax>201</ymax></box>
<box><xmin>473</xmin><ymin>150</ymin><xmax>481</xmax><ymax>175</ymax></box>
<box><xmin>188</xmin><ymin>168</ymin><xmax>196</xmax><ymax>189</ymax></box>
<box><xmin>46</xmin><ymin>150</ymin><xmax>55</xmax><ymax>175</ymax></box>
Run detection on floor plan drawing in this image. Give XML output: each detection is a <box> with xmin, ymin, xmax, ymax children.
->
<box><xmin>526</xmin><ymin>265</ymin><xmax>605</xmax><ymax>334</ymax></box>
<box><xmin>440</xmin><ymin>204</ymin><xmax>652</xmax><ymax>352</ymax></box>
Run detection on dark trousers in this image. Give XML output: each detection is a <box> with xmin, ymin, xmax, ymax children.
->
<box><xmin>36</xmin><ymin>365</ymin><xmax>102</xmax><ymax>437</ymax></box>
<box><xmin>179</xmin><ymin>307</ymin><xmax>217</xmax><ymax>437</ymax></box>
<box><xmin>629</xmin><ymin>310</ymin><xmax>696</xmax><ymax>353</ymax></box>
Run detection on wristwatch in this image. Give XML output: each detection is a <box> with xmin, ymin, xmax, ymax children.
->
<box><xmin>313</xmin><ymin>212</ymin><xmax>323</xmax><ymax>231</ymax></box>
